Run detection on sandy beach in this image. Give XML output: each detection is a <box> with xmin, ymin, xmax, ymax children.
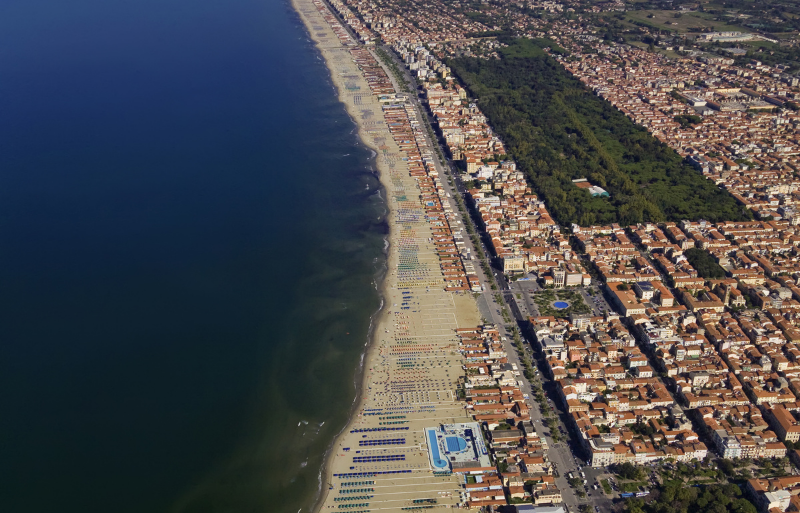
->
<box><xmin>290</xmin><ymin>0</ymin><xmax>482</xmax><ymax>510</ymax></box>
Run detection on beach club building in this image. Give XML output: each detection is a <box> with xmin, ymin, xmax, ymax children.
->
<box><xmin>425</xmin><ymin>423</ymin><xmax>494</xmax><ymax>473</ymax></box>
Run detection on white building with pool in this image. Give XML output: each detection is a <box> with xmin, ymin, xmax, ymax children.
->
<box><xmin>424</xmin><ymin>423</ymin><xmax>494</xmax><ymax>473</ymax></box>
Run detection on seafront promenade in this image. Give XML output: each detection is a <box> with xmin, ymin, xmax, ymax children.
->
<box><xmin>292</xmin><ymin>0</ymin><xmax>482</xmax><ymax>510</ymax></box>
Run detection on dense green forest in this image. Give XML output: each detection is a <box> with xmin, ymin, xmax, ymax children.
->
<box><xmin>625</xmin><ymin>482</ymin><xmax>756</xmax><ymax>513</ymax></box>
<box><xmin>685</xmin><ymin>248</ymin><xmax>727</xmax><ymax>279</ymax></box>
<box><xmin>448</xmin><ymin>39</ymin><xmax>751</xmax><ymax>226</ymax></box>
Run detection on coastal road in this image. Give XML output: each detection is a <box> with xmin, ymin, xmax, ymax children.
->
<box><xmin>310</xmin><ymin>1</ymin><xmax>618</xmax><ymax>510</ymax></box>
<box><xmin>399</xmin><ymin>72</ymin><xmax>616</xmax><ymax>513</ymax></box>
<box><xmin>367</xmin><ymin>40</ymin><xmax>619</xmax><ymax>513</ymax></box>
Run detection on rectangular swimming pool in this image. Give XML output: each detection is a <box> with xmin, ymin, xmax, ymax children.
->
<box><xmin>425</xmin><ymin>428</ymin><xmax>448</xmax><ymax>469</ymax></box>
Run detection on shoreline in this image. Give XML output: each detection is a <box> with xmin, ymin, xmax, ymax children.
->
<box><xmin>288</xmin><ymin>1</ymin><xmax>398</xmax><ymax>511</ymax></box>
<box><xmin>290</xmin><ymin>0</ymin><xmax>481</xmax><ymax>510</ymax></box>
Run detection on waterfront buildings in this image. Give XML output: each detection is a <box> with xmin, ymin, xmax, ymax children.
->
<box><xmin>318</xmin><ymin>0</ymin><xmax>800</xmax><ymax>509</ymax></box>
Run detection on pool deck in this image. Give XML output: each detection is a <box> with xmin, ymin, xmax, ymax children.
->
<box><xmin>424</xmin><ymin>423</ymin><xmax>492</xmax><ymax>471</ymax></box>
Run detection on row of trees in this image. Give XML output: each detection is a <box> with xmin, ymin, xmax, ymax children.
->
<box><xmin>447</xmin><ymin>38</ymin><xmax>751</xmax><ymax>226</ymax></box>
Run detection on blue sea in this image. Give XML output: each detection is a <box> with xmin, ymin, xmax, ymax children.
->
<box><xmin>0</xmin><ymin>1</ymin><xmax>385</xmax><ymax>512</ymax></box>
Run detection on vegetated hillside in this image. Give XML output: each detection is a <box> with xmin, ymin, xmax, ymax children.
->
<box><xmin>448</xmin><ymin>38</ymin><xmax>751</xmax><ymax>226</ymax></box>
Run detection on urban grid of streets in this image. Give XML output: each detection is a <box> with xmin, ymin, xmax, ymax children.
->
<box><xmin>396</xmin><ymin>51</ymin><xmax>616</xmax><ymax>513</ymax></box>
<box><xmin>317</xmin><ymin>0</ymin><xmax>800</xmax><ymax>511</ymax></box>
<box><xmin>357</xmin><ymin>24</ymin><xmax>620</xmax><ymax>510</ymax></box>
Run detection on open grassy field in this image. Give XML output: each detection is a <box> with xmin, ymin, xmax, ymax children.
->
<box><xmin>736</xmin><ymin>38</ymin><xmax>779</xmax><ymax>49</ymax></box>
<box><xmin>625</xmin><ymin>9</ymin><xmax>750</xmax><ymax>34</ymax></box>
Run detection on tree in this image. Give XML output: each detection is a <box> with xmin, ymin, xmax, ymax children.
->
<box><xmin>723</xmin><ymin>483</ymin><xmax>742</xmax><ymax>497</ymax></box>
<box><xmin>709</xmin><ymin>503</ymin><xmax>728</xmax><ymax>513</ymax></box>
<box><xmin>617</xmin><ymin>462</ymin><xmax>643</xmax><ymax>480</ymax></box>
<box><xmin>732</xmin><ymin>498</ymin><xmax>757</xmax><ymax>513</ymax></box>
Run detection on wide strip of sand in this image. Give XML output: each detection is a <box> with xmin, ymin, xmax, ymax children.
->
<box><xmin>290</xmin><ymin>0</ymin><xmax>481</xmax><ymax>511</ymax></box>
